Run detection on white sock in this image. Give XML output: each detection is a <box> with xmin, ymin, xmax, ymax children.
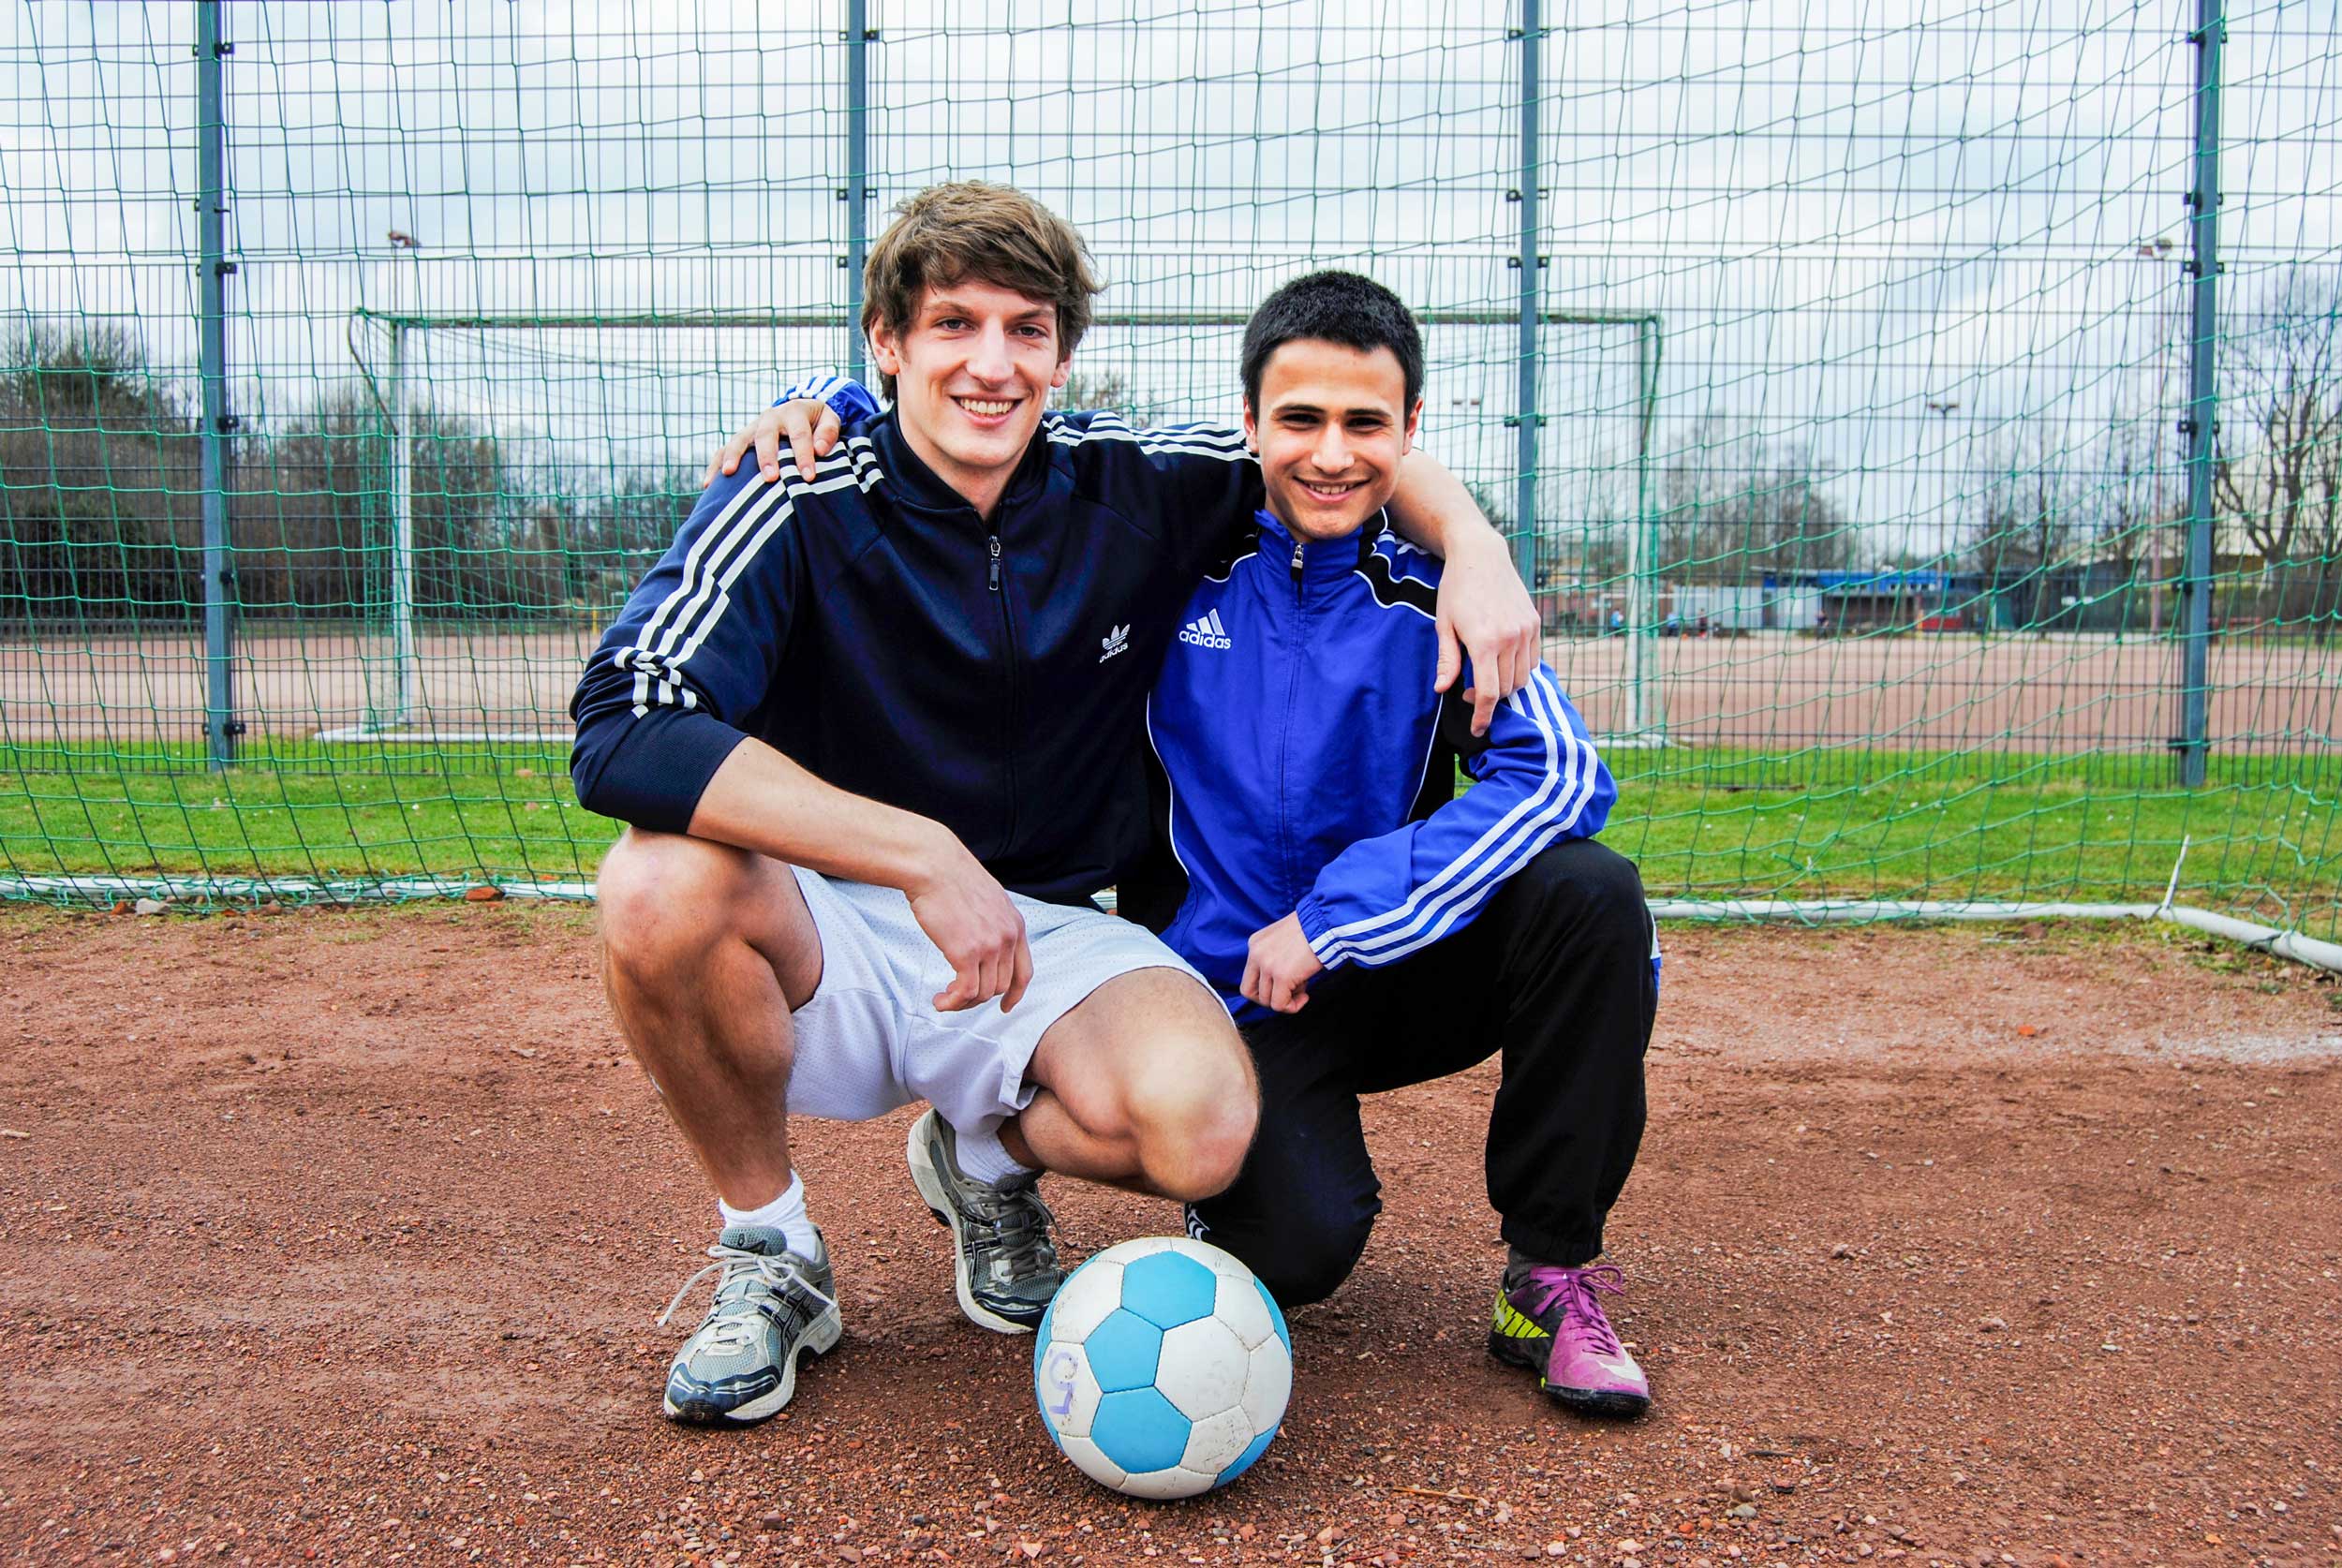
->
<box><xmin>718</xmin><ymin>1173</ymin><xmax>819</xmax><ymax>1257</ymax></box>
<box><xmin>953</xmin><ymin>1121</ymin><xmax>1037</xmax><ymax>1187</ymax></box>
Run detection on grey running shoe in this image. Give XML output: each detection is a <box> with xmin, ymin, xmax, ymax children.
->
<box><xmin>905</xmin><ymin>1107</ymin><xmax>1063</xmax><ymax>1333</ymax></box>
<box><xmin>656</xmin><ymin>1223</ymin><xmax>840</xmax><ymax>1425</ymax></box>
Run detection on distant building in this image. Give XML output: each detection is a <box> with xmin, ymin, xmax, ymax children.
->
<box><xmin>1757</xmin><ymin>570</ymin><xmax>1981</xmax><ymax>633</ymax></box>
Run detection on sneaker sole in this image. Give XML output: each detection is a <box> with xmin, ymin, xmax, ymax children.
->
<box><xmin>663</xmin><ymin>1304</ymin><xmax>842</xmax><ymax>1427</ymax></box>
<box><xmin>1487</xmin><ymin>1329</ymin><xmax>1651</xmax><ymax>1419</ymax></box>
<box><xmin>906</xmin><ymin>1115</ymin><xmax>1041</xmax><ymax>1337</ymax></box>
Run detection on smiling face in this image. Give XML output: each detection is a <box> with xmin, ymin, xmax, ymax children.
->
<box><xmin>1243</xmin><ymin>338</ymin><xmax>1422</xmax><ymax>541</ymax></box>
<box><xmin>869</xmin><ymin>278</ymin><xmax>1073</xmax><ymax>517</ymax></box>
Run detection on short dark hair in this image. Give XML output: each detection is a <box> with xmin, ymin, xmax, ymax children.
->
<box><xmin>1239</xmin><ymin>270</ymin><xmax>1424</xmax><ymax>412</ymax></box>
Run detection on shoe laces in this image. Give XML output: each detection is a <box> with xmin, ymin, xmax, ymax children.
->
<box><xmin>658</xmin><ymin>1241</ymin><xmax>837</xmax><ymax>1333</ymax></box>
<box><xmin>961</xmin><ymin>1180</ymin><xmax>1060</xmax><ymax>1279</ymax></box>
<box><xmin>1522</xmin><ymin>1263</ymin><xmax>1627</xmax><ymax>1358</ymax></box>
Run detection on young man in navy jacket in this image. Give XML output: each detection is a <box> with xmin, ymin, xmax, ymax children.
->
<box><xmin>570</xmin><ymin>185</ymin><xmax>1541</xmax><ymax>1427</ymax></box>
<box><xmin>1134</xmin><ymin>273</ymin><xmax>1660</xmax><ymax>1417</ymax></box>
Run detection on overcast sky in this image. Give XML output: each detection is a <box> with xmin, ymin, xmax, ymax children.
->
<box><xmin>3</xmin><ymin>0</ymin><xmax>2336</xmax><ymax>557</ymax></box>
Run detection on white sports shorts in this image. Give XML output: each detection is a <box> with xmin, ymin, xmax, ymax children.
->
<box><xmin>781</xmin><ymin>866</ymin><xmax>1208</xmax><ymax>1142</ymax></box>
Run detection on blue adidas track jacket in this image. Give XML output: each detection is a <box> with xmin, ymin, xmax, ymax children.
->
<box><xmin>569</xmin><ymin>384</ymin><xmax>1263</xmax><ymax>906</ymax></box>
<box><xmin>1145</xmin><ymin>510</ymin><xmax>1617</xmax><ymax>1023</ymax></box>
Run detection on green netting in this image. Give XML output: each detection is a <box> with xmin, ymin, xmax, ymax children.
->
<box><xmin>1</xmin><ymin>2</ymin><xmax>2337</xmax><ymax>939</ymax></box>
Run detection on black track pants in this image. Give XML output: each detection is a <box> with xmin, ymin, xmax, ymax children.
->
<box><xmin>1188</xmin><ymin>837</ymin><xmax>1658</xmax><ymax>1308</ymax></box>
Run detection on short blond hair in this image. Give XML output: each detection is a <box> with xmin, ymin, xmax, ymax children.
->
<box><xmin>862</xmin><ymin>183</ymin><xmax>1102</xmax><ymax>399</ymax></box>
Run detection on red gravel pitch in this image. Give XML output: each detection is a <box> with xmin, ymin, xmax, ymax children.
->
<box><xmin>13</xmin><ymin>628</ymin><xmax>2338</xmax><ymax>751</ymax></box>
<box><xmin>3</xmin><ymin>907</ymin><xmax>2338</xmax><ymax>1568</ymax></box>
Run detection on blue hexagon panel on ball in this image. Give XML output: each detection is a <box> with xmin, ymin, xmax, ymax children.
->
<box><xmin>1032</xmin><ymin>1235</ymin><xmax>1293</xmax><ymax>1500</ymax></box>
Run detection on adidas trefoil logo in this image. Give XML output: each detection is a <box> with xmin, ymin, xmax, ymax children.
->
<box><xmin>1097</xmin><ymin>624</ymin><xmax>1131</xmax><ymax>663</ymax></box>
<box><xmin>1178</xmin><ymin>608</ymin><xmax>1234</xmax><ymax>650</ymax></box>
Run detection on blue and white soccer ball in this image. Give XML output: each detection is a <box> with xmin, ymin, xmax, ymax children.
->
<box><xmin>1031</xmin><ymin>1236</ymin><xmax>1293</xmax><ymax>1500</ymax></box>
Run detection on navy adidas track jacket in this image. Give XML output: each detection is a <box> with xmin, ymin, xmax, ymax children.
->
<box><xmin>1143</xmin><ymin>510</ymin><xmax>1617</xmax><ymax>1023</ymax></box>
<box><xmin>569</xmin><ymin>392</ymin><xmax>1263</xmax><ymax>906</ymax></box>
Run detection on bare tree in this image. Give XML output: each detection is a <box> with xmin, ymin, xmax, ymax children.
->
<box><xmin>1964</xmin><ymin>419</ymin><xmax>2083</xmax><ymax>630</ymax></box>
<box><xmin>0</xmin><ymin>321</ymin><xmax>202</xmax><ymax>624</ymax></box>
<box><xmin>563</xmin><ymin>466</ymin><xmax>698</xmax><ymax>613</ymax></box>
<box><xmin>1058</xmin><ymin>369</ymin><xmax>1150</xmax><ymax>423</ymax></box>
<box><xmin>1659</xmin><ymin>417</ymin><xmax>1854</xmax><ymax>582</ymax></box>
<box><xmin>235</xmin><ymin>388</ymin><xmax>553</xmax><ymax>618</ymax></box>
<box><xmin>2214</xmin><ymin>266</ymin><xmax>2342</xmax><ymax>641</ymax></box>
<box><xmin>2085</xmin><ymin>412</ymin><xmax>2172</xmax><ymax>632</ymax></box>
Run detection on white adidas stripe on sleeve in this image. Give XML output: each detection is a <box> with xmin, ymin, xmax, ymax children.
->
<box><xmin>617</xmin><ymin>448</ymin><xmax>880</xmax><ymax>717</ymax></box>
<box><xmin>1045</xmin><ymin>412</ymin><xmax>1253</xmax><ymax>464</ymax></box>
<box><xmin>1312</xmin><ymin>670</ymin><xmax>1597</xmax><ymax>966</ymax></box>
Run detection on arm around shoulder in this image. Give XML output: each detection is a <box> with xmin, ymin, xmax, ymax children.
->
<box><xmin>1384</xmin><ymin>451</ymin><xmax>1542</xmax><ymax>726</ymax></box>
<box><xmin>1051</xmin><ymin>407</ymin><xmax>1262</xmax><ymax>545</ymax></box>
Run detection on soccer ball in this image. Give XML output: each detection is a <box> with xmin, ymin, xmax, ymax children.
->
<box><xmin>1031</xmin><ymin>1236</ymin><xmax>1293</xmax><ymax>1500</ymax></box>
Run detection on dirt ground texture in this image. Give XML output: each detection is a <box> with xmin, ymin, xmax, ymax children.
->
<box><xmin>3</xmin><ymin>907</ymin><xmax>2339</xmax><ymax>1568</ymax></box>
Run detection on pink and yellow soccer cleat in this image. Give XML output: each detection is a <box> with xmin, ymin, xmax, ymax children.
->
<box><xmin>1487</xmin><ymin>1262</ymin><xmax>1651</xmax><ymax>1417</ymax></box>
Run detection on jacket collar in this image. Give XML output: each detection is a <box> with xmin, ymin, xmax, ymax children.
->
<box><xmin>1253</xmin><ymin>508</ymin><xmax>1392</xmax><ymax>587</ymax></box>
<box><xmin>868</xmin><ymin>407</ymin><xmax>1057</xmax><ymax>520</ymax></box>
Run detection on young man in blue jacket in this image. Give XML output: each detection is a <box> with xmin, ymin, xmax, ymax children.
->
<box><xmin>768</xmin><ymin>273</ymin><xmax>1662</xmax><ymax>1417</ymax></box>
<box><xmin>1133</xmin><ymin>272</ymin><xmax>1660</xmax><ymax>1417</ymax></box>
<box><xmin>569</xmin><ymin>185</ymin><xmax>1541</xmax><ymax>1427</ymax></box>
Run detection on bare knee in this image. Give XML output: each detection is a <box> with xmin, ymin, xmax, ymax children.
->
<box><xmin>597</xmin><ymin>829</ymin><xmax>765</xmax><ymax>979</ymax></box>
<box><xmin>1030</xmin><ymin>969</ymin><xmax>1259</xmax><ymax>1200</ymax></box>
<box><xmin>1132</xmin><ymin>1030</ymin><xmax>1258</xmax><ymax>1202</ymax></box>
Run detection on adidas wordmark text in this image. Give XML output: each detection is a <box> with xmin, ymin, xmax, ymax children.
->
<box><xmin>1178</xmin><ymin>608</ymin><xmax>1233</xmax><ymax>650</ymax></box>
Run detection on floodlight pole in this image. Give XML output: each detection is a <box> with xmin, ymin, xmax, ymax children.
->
<box><xmin>1511</xmin><ymin>1</ymin><xmax>1543</xmax><ymax>596</ymax></box>
<box><xmin>2176</xmin><ymin>0</ymin><xmax>2223</xmax><ymax>788</ymax></box>
<box><xmin>196</xmin><ymin>1</ymin><xmax>238</xmax><ymax>768</ymax></box>
<box><xmin>843</xmin><ymin>1</ymin><xmax>871</xmax><ymax>384</ymax></box>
